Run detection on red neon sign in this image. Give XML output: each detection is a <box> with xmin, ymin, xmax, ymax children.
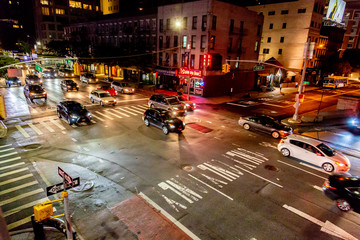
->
<box><xmin>203</xmin><ymin>54</ymin><xmax>212</xmax><ymax>68</ymax></box>
<box><xmin>179</xmin><ymin>68</ymin><xmax>202</xmax><ymax>77</ymax></box>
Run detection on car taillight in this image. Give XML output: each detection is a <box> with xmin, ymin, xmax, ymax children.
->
<box><xmin>279</xmin><ymin>139</ymin><xmax>284</xmax><ymax>143</ymax></box>
<box><xmin>239</xmin><ymin>117</ymin><xmax>243</xmax><ymax>120</ymax></box>
<box><xmin>324</xmin><ymin>180</ymin><xmax>336</xmax><ymax>190</ymax></box>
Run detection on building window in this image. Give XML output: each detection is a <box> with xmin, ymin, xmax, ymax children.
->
<box><xmin>212</xmin><ymin>16</ymin><xmax>217</xmax><ymax>30</ymax></box>
<box><xmin>254</xmin><ymin>40</ymin><xmax>259</xmax><ymax>52</ymax></box>
<box><xmin>182</xmin><ymin>35</ymin><xmax>187</xmax><ymax>48</ymax></box>
<box><xmin>267</xmin><ymin>37</ymin><xmax>271</xmax><ymax>43</ymax></box>
<box><xmin>311</xmin><ymin>21</ymin><xmax>314</xmax><ymax>27</ymax></box>
<box><xmin>192</xmin><ymin>16</ymin><xmax>197</xmax><ymax>30</ymax></box>
<box><xmin>269</xmin><ymin>23</ymin><xmax>273</xmax><ymax>29</ymax></box>
<box><xmin>55</xmin><ymin>8</ymin><xmax>65</xmax><ymax>15</ymax></box>
<box><xmin>159</xmin><ymin>36</ymin><xmax>163</xmax><ymax>49</ymax></box>
<box><xmin>282</xmin><ymin>22</ymin><xmax>287</xmax><ymax>29</ymax></box>
<box><xmin>190</xmin><ymin>54</ymin><xmax>195</xmax><ymax>68</ymax></box>
<box><xmin>191</xmin><ymin>35</ymin><xmax>196</xmax><ymax>49</ymax></box>
<box><xmin>202</xmin><ymin>15</ymin><xmax>207</xmax><ymax>31</ymax></box>
<box><xmin>83</xmin><ymin>4</ymin><xmax>92</xmax><ymax>10</ymax></box>
<box><xmin>263</xmin><ymin>48</ymin><xmax>269</xmax><ymax>54</ymax></box>
<box><xmin>257</xmin><ymin>25</ymin><xmax>262</xmax><ymax>36</ymax></box>
<box><xmin>281</xmin><ymin>10</ymin><xmax>289</xmax><ymax>15</ymax></box>
<box><xmin>280</xmin><ymin>36</ymin><xmax>284</xmax><ymax>43</ymax></box>
<box><xmin>69</xmin><ymin>1</ymin><xmax>82</xmax><ymax>8</ymax></box>
<box><xmin>298</xmin><ymin>8</ymin><xmax>306</xmax><ymax>13</ymax></box>
<box><xmin>201</xmin><ymin>35</ymin><xmax>206</xmax><ymax>49</ymax></box>
<box><xmin>40</xmin><ymin>0</ymin><xmax>48</xmax><ymax>5</ymax></box>
<box><xmin>183</xmin><ymin>17</ymin><xmax>187</xmax><ymax>30</ymax></box>
<box><xmin>229</xmin><ymin>19</ymin><xmax>234</xmax><ymax>34</ymax></box>
<box><xmin>278</xmin><ymin>49</ymin><xmax>282</xmax><ymax>55</ymax></box>
<box><xmin>166</xmin><ymin>36</ymin><xmax>170</xmax><ymax>48</ymax></box>
<box><xmin>159</xmin><ymin>52</ymin><xmax>163</xmax><ymax>65</ymax></box>
<box><xmin>173</xmin><ymin>53</ymin><xmax>178</xmax><ymax>66</ymax></box>
<box><xmin>209</xmin><ymin>35</ymin><xmax>215</xmax><ymax>49</ymax></box>
<box><xmin>159</xmin><ymin>19</ymin><xmax>163</xmax><ymax>33</ymax></box>
<box><xmin>240</xmin><ymin>21</ymin><xmax>244</xmax><ymax>33</ymax></box>
<box><xmin>268</xmin><ymin>11</ymin><xmax>275</xmax><ymax>16</ymax></box>
<box><xmin>166</xmin><ymin>19</ymin><xmax>170</xmax><ymax>30</ymax></box>
<box><xmin>174</xmin><ymin>36</ymin><xmax>178</xmax><ymax>47</ymax></box>
<box><xmin>42</xmin><ymin>7</ymin><xmax>50</xmax><ymax>15</ymax></box>
<box><xmin>228</xmin><ymin>38</ymin><xmax>233</xmax><ymax>51</ymax></box>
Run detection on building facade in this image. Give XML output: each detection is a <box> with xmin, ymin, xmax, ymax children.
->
<box><xmin>100</xmin><ymin>0</ymin><xmax>119</xmax><ymax>15</ymax></box>
<box><xmin>341</xmin><ymin>0</ymin><xmax>360</xmax><ymax>50</ymax></box>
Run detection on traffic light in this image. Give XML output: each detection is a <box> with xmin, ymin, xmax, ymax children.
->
<box><xmin>222</xmin><ymin>63</ymin><xmax>230</xmax><ymax>73</ymax></box>
<box><xmin>226</xmin><ymin>64</ymin><xmax>230</xmax><ymax>73</ymax></box>
<box><xmin>222</xmin><ymin>64</ymin><xmax>227</xmax><ymax>73</ymax></box>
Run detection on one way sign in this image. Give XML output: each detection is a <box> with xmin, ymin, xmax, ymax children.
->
<box><xmin>46</xmin><ymin>177</ymin><xmax>80</xmax><ymax>196</ymax></box>
<box><xmin>58</xmin><ymin>167</ymin><xmax>73</xmax><ymax>185</ymax></box>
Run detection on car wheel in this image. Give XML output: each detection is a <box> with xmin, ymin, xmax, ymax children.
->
<box><xmin>67</xmin><ymin>117</ymin><xmax>73</xmax><ymax>125</ymax></box>
<box><xmin>243</xmin><ymin>123</ymin><xmax>250</xmax><ymax>130</ymax></box>
<box><xmin>57</xmin><ymin>111</ymin><xmax>61</xmax><ymax>119</ymax></box>
<box><xmin>91</xmin><ymin>98</ymin><xmax>94</xmax><ymax>103</ymax></box>
<box><xmin>100</xmin><ymin>101</ymin><xmax>104</xmax><ymax>107</ymax></box>
<box><xmin>281</xmin><ymin>148</ymin><xmax>290</xmax><ymax>157</ymax></box>
<box><xmin>336</xmin><ymin>199</ymin><xmax>352</xmax><ymax>212</ymax></box>
<box><xmin>150</xmin><ymin>104</ymin><xmax>155</xmax><ymax>109</ymax></box>
<box><xmin>162</xmin><ymin>126</ymin><xmax>169</xmax><ymax>135</ymax></box>
<box><xmin>322</xmin><ymin>162</ymin><xmax>334</xmax><ymax>172</ymax></box>
<box><xmin>144</xmin><ymin>119</ymin><xmax>150</xmax><ymax>127</ymax></box>
<box><xmin>271</xmin><ymin>131</ymin><xmax>280</xmax><ymax>139</ymax></box>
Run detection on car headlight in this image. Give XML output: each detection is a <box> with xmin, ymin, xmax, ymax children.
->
<box><xmin>54</xmin><ymin>74</ymin><xmax>57</xmax><ymax>77</ymax></box>
<box><xmin>169</xmin><ymin>124</ymin><xmax>175</xmax><ymax>128</ymax></box>
<box><xmin>40</xmin><ymin>80</ymin><xmax>42</xmax><ymax>83</ymax></box>
<box><xmin>71</xmin><ymin>74</ymin><xmax>74</xmax><ymax>76</ymax></box>
<box><xmin>87</xmin><ymin>112</ymin><xmax>91</xmax><ymax>118</ymax></box>
<box><xmin>334</xmin><ymin>161</ymin><xmax>345</xmax><ymax>167</ymax></box>
<box><xmin>183</xmin><ymin>122</ymin><xmax>186</xmax><ymax>126</ymax></box>
<box><xmin>173</xmin><ymin>107</ymin><xmax>179</xmax><ymax>110</ymax></box>
<box><xmin>70</xmin><ymin>114</ymin><xmax>78</xmax><ymax>119</ymax></box>
<box><xmin>124</xmin><ymin>89</ymin><xmax>129</xmax><ymax>92</ymax></box>
<box><xmin>105</xmin><ymin>100</ymin><xmax>108</xmax><ymax>103</ymax></box>
<box><xmin>43</xmin><ymin>91</ymin><xmax>47</xmax><ymax>94</ymax></box>
<box><xmin>185</xmin><ymin>103</ymin><xmax>190</xmax><ymax>106</ymax></box>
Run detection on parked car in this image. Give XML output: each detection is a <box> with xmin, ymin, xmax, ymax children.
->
<box><xmin>89</xmin><ymin>90</ymin><xmax>117</xmax><ymax>106</ymax></box>
<box><xmin>24</xmin><ymin>84</ymin><xmax>47</xmax><ymax>102</ymax></box>
<box><xmin>174</xmin><ymin>95</ymin><xmax>196</xmax><ymax>111</ymax></box>
<box><xmin>238</xmin><ymin>115</ymin><xmax>292</xmax><ymax>139</ymax></box>
<box><xmin>25</xmin><ymin>74</ymin><xmax>42</xmax><ymax>86</ymax></box>
<box><xmin>61</xmin><ymin>79</ymin><xmax>79</xmax><ymax>91</ymax></box>
<box><xmin>111</xmin><ymin>81</ymin><xmax>135</xmax><ymax>94</ymax></box>
<box><xmin>97</xmin><ymin>85</ymin><xmax>117</xmax><ymax>96</ymax></box>
<box><xmin>58</xmin><ymin>69</ymin><xmax>75</xmax><ymax>78</ymax></box>
<box><xmin>143</xmin><ymin>108</ymin><xmax>185</xmax><ymax>135</ymax></box>
<box><xmin>148</xmin><ymin>94</ymin><xmax>186</xmax><ymax>116</ymax></box>
<box><xmin>57</xmin><ymin>101</ymin><xmax>91</xmax><ymax>125</ymax></box>
<box><xmin>323</xmin><ymin>174</ymin><xmax>360</xmax><ymax>213</ymax></box>
<box><xmin>278</xmin><ymin>134</ymin><xmax>351</xmax><ymax>173</ymax></box>
<box><xmin>104</xmin><ymin>77</ymin><xmax>114</xmax><ymax>83</ymax></box>
<box><xmin>80</xmin><ymin>73</ymin><xmax>98</xmax><ymax>84</ymax></box>
<box><xmin>5</xmin><ymin>76</ymin><xmax>21</xmax><ymax>87</ymax></box>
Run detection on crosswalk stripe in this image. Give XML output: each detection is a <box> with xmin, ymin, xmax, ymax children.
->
<box><xmin>0</xmin><ymin>181</ymin><xmax>38</xmax><ymax>196</ymax></box>
<box><xmin>0</xmin><ymin>188</ymin><xmax>44</xmax><ymax>206</ymax></box>
<box><xmin>3</xmin><ymin>197</ymin><xmax>49</xmax><ymax>217</ymax></box>
<box><xmin>71</xmin><ymin>124</ymin><xmax>78</xmax><ymax>128</ymax></box>
<box><xmin>0</xmin><ymin>174</ymin><xmax>33</xmax><ymax>186</ymax></box>
<box><xmin>0</xmin><ymin>148</ymin><xmax>15</xmax><ymax>153</ymax></box>
<box><xmin>28</xmin><ymin>123</ymin><xmax>43</xmax><ymax>135</ymax></box>
<box><xmin>15</xmin><ymin>125</ymin><xmax>30</xmax><ymax>138</ymax></box>
<box><xmin>0</xmin><ymin>167</ymin><xmax>28</xmax><ymax>178</ymax></box>
<box><xmin>50</xmin><ymin>119</ymin><xmax>66</xmax><ymax>130</ymax></box>
<box><xmin>0</xmin><ymin>156</ymin><xmax>21</xmax><ymax>164</ymax></box>
<box><xmin>0</xmin><ymin>162</ymin><xmax>25</xmax><ymax>171</ymax></box>
<box><xmin>0</xmin><ymin>144</ymin><xmax>12</xmax><ymax>149</ymax></box>
<box><xmin>105</xmin><ymin>110</ymin><xmax>123</xmax><ymax>118</ymax></box>
<box><xmin>7</xmin><ymin>216</ymin><xmax>32</xmax><ymax>231</ymax></box>
<box><xmin>91</xmin><ymin>120</ymin><xmax>97</xmax><ymax>124</ymax></box>
<box><xmin>0</xmin><ymin>152</ymin><xmax>17</xmax><ymax>158</ymax></box>
<box><xmin>124</xmin><ymin>106</ymin><xmax>143</xmax><ymax>114</ymax></box>
<box><xmin>29</xmin><ymin>106</ymin><xmax>38</xmax><ymax>113</ymax></box>
<box><xmin>141</xmin><ymin>104</ymin><xmax>149</xmax><ymax>108</ymax></box>
<box><xmin>134</xmin><ymin>105</ymin><xmax>148</xmax><ymax>110</ymax></box>
<box><xmin>40</xmin><ymin>121</ymin><xmax>55</xmax><ymax>133</ymax></box>
<box><xmin>109</xmin><ymin>109</ymin><xmax>130</xmax><ymax>117</ymax></box>
<box><xmin>131</xmin><ymin>106</ymin><xmax>147</xmax><ymax>112</ymax></box>
<box><xmin>90</xmin><ymin>113</ymin><xmax>105</xmax><ymax>122</ymax></box>
<box><xmin>117</xmin><ymin>108</ymin><xmax>137</xmax><ymax>116</ymax></box>
<box><xmin>95</xmin><ymin>111</ymin><xmax>114</xmax><ymax>120</ymax></box>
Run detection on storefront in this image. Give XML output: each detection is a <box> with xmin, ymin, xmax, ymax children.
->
<box><xmin>154</xmin><ymin>68</ymin><xmax>179</xmax><ymax>90</ymax></box>
<box><xmin>178</xmin><ymin>68</ymin><xmax>204</xmax><ymax>96</ymax></box>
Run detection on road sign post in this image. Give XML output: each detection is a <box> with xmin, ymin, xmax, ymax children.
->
<box><xmin>58</xmin><ymin>167</ymin><xmax>74</xmax><ymax>240</ymax></box>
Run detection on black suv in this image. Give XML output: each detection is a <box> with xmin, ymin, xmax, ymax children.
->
<box><xmin>5</xmin><ymin>76</ymin><xmax>21</xmax><ymax>87</ymax></box>
<box><xmin>148</xmin><ymin>94</ymin><xmax>186</xmax><ymax>116</ymax></box>
<box><xmin>142</xmin><ymin>108</ymin><xmax>185</xmax><ymax>135</ymax></box>
<box><xmin>24</xmin><ymin>85</ymin><xmax>47</xmax><ymax>102</ymax></box>
<box><xmin>323</xmin><ymin>174</ymin><xmax>360</xmax><ymax>213</ymax></box>
<box><xmin>57</xmin><ymin>101</ymin><xmax>91</xmax><ymax>125</ymax></box>
<box><xmin>25</xmin><ymin>74</ymin><xmax>42</xmax><ymax>85</ymax></box>
<box><xmin>61</xmin><ymin>79</ymin><xmax>79</xmax><ymax>91</ymax></box>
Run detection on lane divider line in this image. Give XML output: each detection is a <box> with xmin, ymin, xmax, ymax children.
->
<box><xmin>277</xmin><ymin>160</ymin><xmax>327</xmax><ymax>180</ymax></box>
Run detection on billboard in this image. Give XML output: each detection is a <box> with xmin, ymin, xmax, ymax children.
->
<box><xmin>326</xmin><ymin>0</ymin><xmax>346</xmax><ymax>23</ymax></box>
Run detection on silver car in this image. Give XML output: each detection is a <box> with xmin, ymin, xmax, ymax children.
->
<box><xmin>111</xmin><ymin>81</ymin><xmax>135</xmax><ymax>94</ymax></box>
<box><xmin>148</xmin><ymin>94</ymin><xmax>186</xmax><ymax>116</ymax></box>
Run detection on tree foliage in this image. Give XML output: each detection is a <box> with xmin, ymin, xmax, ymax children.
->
<box><xmin>0</xmin><ymin>56</ymin><xmax>20</xmax><ymax>77</ymax></box>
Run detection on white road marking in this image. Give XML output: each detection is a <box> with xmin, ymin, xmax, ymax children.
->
<box><xmin>15</xmin><ymin>125</ymin><xmax>30</xmax><ymax>138</ymax></box>
<box><xmin>29</xmin><ymin>106</ymin><xmax>39</xmax><ymax>113</ymax></box>
<box><xmin>201</xmin><ymin>174</ymin><xmax>227</xmax><ymax>188</ymax></box>
<box><xmin>0</xmin><ymin>162</ymin><xmax>25</xmax><ymax>171</ymax></box>
<box><xmin>214</xmin><ymin>160</ymin><xmax>243</xmax><ymax>175</ymax></box>
<box><xmin>50</xmin><ymin>119</ymin><xmax>66</xmax><ymax>130</ymax></box>
<box><xmin>115</xmin><ymin>98</ymin><xmax>149</xmax><ymax>103</ymax></box>
<box><xmin>206</xmin><ymin>121</ymin><xmax>212</xmax><ymax>124</ymax></box>
<box><xmin>131</xmin><ymin>105</ymin><xmax>147</xmax><ymax>111</ymax></box>
<box><xmin>91</xmin><ymin>120</ymin><xmax>97</xmax><ymax>124</ymax></box>
<box><xmin>90</xmin><ymin>113</ymin><xmax>105</xmax><ymax>122</ymax></box>
<box><xmin>277</xmin><ymin>160</ymin><xmax>327</xmax><ymax>180</ymax></box>
<box><xmin>0</xmin><ymin>156</ymin><xmax>21</xmax><ymax>164</ymax></box>
<box><xmin>188</xmin><ymin>174</ymin><xmax>233</xmax><ymax>200</ymax></box>
<box><xmin>0</xmin><ymin>167</ymin><xmax>29</xmax><ymax>178</ymax></box>
<box><xmin>95</xmin><ymin>111</ymin><xmax>114</xmax><ymax>120</ymax></box>
<box><xmin>0</xmin><ymin>174</ymin><xmax>33</xmax><ymax>186</ymax></box>
<box><xmin>0</xmin><ymin>188</ymin><xmax>44</xmax><ymax>206</ymax></box>
<box><xmin>108</xmin><ymin>109</ymin><xmax>130</xmax><ymax>117</ymax></box>
<box><xmin>0</xmin><ymin>148</ymin><xmax>15</xmax><ymax>153</ymax></box>
<box><xmin>28</xmin><ymin>123</ymin><xmax>43</xmax><ymax>135</ymax></box>
<box><xmin>198</xmin><ymin>164</ymin><xmax>234</xmax><ymax>181</ymax></box>
<box><xmin>222</xmin><ymin>154</ymin><xmax>257</xmax><ymax>170</ymax></box>
<box><xmin>261</xmin><ymin>102</ymin><xmax>290</xmax><ymax>108</ymax></box>
<box><xmin>235</xmin><ymin>165</ymin><xmax>283</xmax><ymax>188</ymax></box>
<box><xmin>158</xmin><ymin>182</ymin><xmax>194</xmax><ymax>203</ymax></box>
<box><xmin>40</xmin><ymin>121</ymin><xmax>55</xmax><ymax>133</ymax></box>
<box><xmin>0</xmin><ymin>152</ymin><xmax>17</xmax><ymax>158</ymax></box>
<box><xmin>166</xmin><ymin>179</ymin><xmax>202</xmax><ymax>201</ymax></box>
<box><xmin>313</xmin><ymin>185</ymin><xmax>323</xmax><ymax>191</ymax></box>
<box><xmin>159</xmin><ymin>193</ymin><xmax>187</xmax><ymax>212</ymax></box>
<box><xmin>105</xmin><ymin>110</ymin><xmax>123</xmax><ymax>118</ymax></box>
<box><xmin>299</xmin><ymin>162</ymin><xmax>331</xmax><ymax>175</ymax></box>
<box><xmin>71</xmin><ymin>138</ymin><xmax>77</xmax><ymax>142</ymax></box>
<box><xmin>3</xmin><ymin>197</ymin><xmax>50</xmax><ymax>217</ymax></box>
<box><xmin>0</xmin><ymin>144</ymin><xmax>12</xmax><ymax>149</ymax></box>
<box><xmin>226</xmin><ymin>151</ymin><xmax>261</xmax><ymax>165</ymax></box>
<box><xmin>7</xmin><ymin>216</ymin><xmax>32</xmax><ymax>231</ymax></box>
<box><xmin>117</xmin><ymin>108</ymin><xmax>138</xmax><ymax>116</ymax></box>
<box><xmin>203</xmin><ymin>162</ymin><xmax>240</xmax><ymax>179</ymax></box>
<box><xmin>124</xmin><ymin>106</ymin><xmax>143</xmax><ymax>114</ymax></box>
<box><xmin>0</xmin><ymin>181</ymin><xmax>38</xmax><ymax>196</ymax></box>
<box><xmin>139</xmin><ymin>192</ymin><xmax>201</xmax><ymax>240</ymax></box>
<box><xmin>71</xmin><ymin>124</ymin><xmax>78</xmax><ymax>128</ymax></box>
<box><xmin>227</xmin><ymin>102</ymin><xmax>252</xmax><ymax>107</ymax></box>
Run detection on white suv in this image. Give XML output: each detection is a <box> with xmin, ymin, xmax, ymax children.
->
<box><xmin>278</xmin><ymin>134</ymin><xmax>350</xmax><ymax>173</ymax></box>
<box><xmin>89</xmin><ymin>90</ymin><xmax>117</xmax><ymax>106</ymax></box>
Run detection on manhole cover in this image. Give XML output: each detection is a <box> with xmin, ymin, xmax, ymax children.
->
<box><xmin>21</xmin><ymin>143</ymin><xmax>42</xmax><ymax>151</ymax></box>
<box><xmin>264</xmin><ymin>165</ymin><xmax>279</xmax><ymax>172</ymax></box>
<box><xmin>182</xmin><ymin>165</ymin><xmax>193</xmax><ymax>171</ymax></box>
<box><xmin>72</xmin><ymin>181</ymin><xmax>94</xmax><ymax>192</ymax></box>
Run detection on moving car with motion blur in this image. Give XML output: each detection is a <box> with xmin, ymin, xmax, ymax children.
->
<box><xmin>174</xmin><ymin>95</ymin><xmax>196</xmax><ymax>111</ymax></box>
<box><xmin>323</xmin><ymin>174</ymin><xmax>360</xmax><ymax>213</ymax></box>
<box><xmin>42</xmin><ymin>68</ymin><xmax>58</xmax><ymax>78</ymax></box>
<box><xmin>143</xmin><ymin>108</ymin><xmax>185</xmax><ymax>135</ymax></box>
<box><xmin>58</xmin><ymin>69</ymin><xmax>75</xmax><ymax>78</ymax></box>
<box><xmin>278</xmin><ymin>134</ymin><xmax>350</xmax><ymax>173</ymax></box>
<box><xmin>238</xmin><ymin>115</ymin><xmax>292</xmax><ymax>139</ymax></box>
<box><xmin>148</xmin><ymin>94</ymin><xmax>186</xmax><ymax>116</ymax></box>
<box><xmin>111</xmin><ymin>81</ymin><xmax>135</xmax><ymax>94</ymax></box>
<box><xmin>97</xmin><ymin>85</ymin><xmax>117</xmax><ymax>96</ymax></box>
<box><xmin>25</xmin><ymin>74</ymin><xmax>42</xmax><ymax>86</ymax></box>
<box><xmin>57</xmin><ymin>101</ymin><xmax>91</xmax><ymax>125</ymax></box>
<box><xmin>89</xmin><ymin>90</ymin><xmax>117</xmax><ymax>106</ymax></box>
<box><xmin>60</xmin><ymin>79</ymin><xmax>79</xmax><ymax>91</ymax></box>
<box><xmin>5</xmin><ymin>76</ymin><xmax>21</xmax><ymax>87</ymax></box>
<box><xmin>24</xmin><ymin>84</ymin><xmax>47</xmax><ymax>102</ymax></box>
<box><xmin>80</xmin><ymin>73</ymin><xmax>98</xmax><ymax>84</ymax></box>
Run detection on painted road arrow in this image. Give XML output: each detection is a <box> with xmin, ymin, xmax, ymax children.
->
<box><xmin>283</xmin><ymin>204</ymin><xmax>358</xmax><ymax>240</ymax></box>
<box><xmin>46</xmin><ymin>177</ymin><xmax>80</xmax><ymax>196</ymax></box>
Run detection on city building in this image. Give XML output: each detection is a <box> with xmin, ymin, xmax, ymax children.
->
<box><xmin>100</xmin><ymin>0</ymin><xmax>119</xmax><ymax>15</ymax></box>
<box><xmin>341</xmin><ymin>0</ymin><xmax>360</xmax><ymax>50</ymax></box>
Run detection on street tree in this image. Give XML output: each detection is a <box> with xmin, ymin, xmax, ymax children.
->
<box><xmin>0</xmin><ymin>56</ymin><xmax>19</xmax><ymax>77</ymax></box>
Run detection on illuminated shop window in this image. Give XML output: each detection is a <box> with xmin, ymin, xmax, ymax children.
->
<box><xmin>55</xmin><ymin>8</ymin><xmax>65</xmax><ymax>15</ymax></box>
<box><xmin>42</xmin><ymin>7</ymin><xmax>50</xmax><ymax>15</ymax></box>
<box><xmin>69</xmin><ymin>1</ymin><xmax>82</xmax><ymax>8</ymax></box>
<box><xmin>40</xmin><ymin>0</ymin><xmax>48</xmax><ymax>5</ymax></box>
<box><xmin>13</xmin><ymin>25</ymin><xmax>19</xmax><ymax>28</ymax></box>
<box><xmin>83</xmin><ymin>4</ymin><xmax>92</xmax><ymax>10</ymax></box>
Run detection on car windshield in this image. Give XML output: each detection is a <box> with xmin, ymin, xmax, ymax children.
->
<box><xmin>65</xmin><ymin>80</ymin><xmax>74</xmax><ymax>84</ymax></box>
<box><xmin>99</xmin><ymin>93</ymin><xmax>111</xmax><ymax>98</ymax></box>
<box><xmin>167</xmin><ymin>98</ymin><xmax>180</xmax><ymax>104</ymax></box>
<box><xmin>68</xmin><ymin>104</ymin><xmax>85</xmax><ymax>112</ymax></box>
<box><xmin>29</xmin><ymin>85</ymin><xmax>43</xmax><ymax>92</ymax></box>
<box><xmin>28</xmin><ymin>75</ymin><xmax>40</xmax><ymax>80</ymax></box>
<box><xmin>316</xmin><ymin>143</ymin><xmax>335</xmax><ymax>156</ymax></box>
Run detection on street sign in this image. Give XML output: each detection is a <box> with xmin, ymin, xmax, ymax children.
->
<box><xmin>304</xmin><ymin>81</ymin><xmax>309</xmax><ymax>85</ymax></box>
<box><xmin>253</xmin><ymin>65</ymin><xmax>265</xmax><ymax>71</ymax></box>
<box><xmin>58</xmin><ymin>167</ymin><xmax>74</xmax><ymax>185</ymax></box>
<box><xmin>35</xmin><ymin>64</ymin><xmax>43</xmax><ymax>73</ymax></box>
<box><xmin>46</xmin><ymin>177</ymin><xmax>80</xmax><ymax>196</ymax></box>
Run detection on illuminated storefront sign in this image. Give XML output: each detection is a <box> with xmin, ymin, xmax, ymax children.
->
<box><xmin>179</xmin><ymin>68</ymin><xmax>202</xmax><ymax>77</ymax></box>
